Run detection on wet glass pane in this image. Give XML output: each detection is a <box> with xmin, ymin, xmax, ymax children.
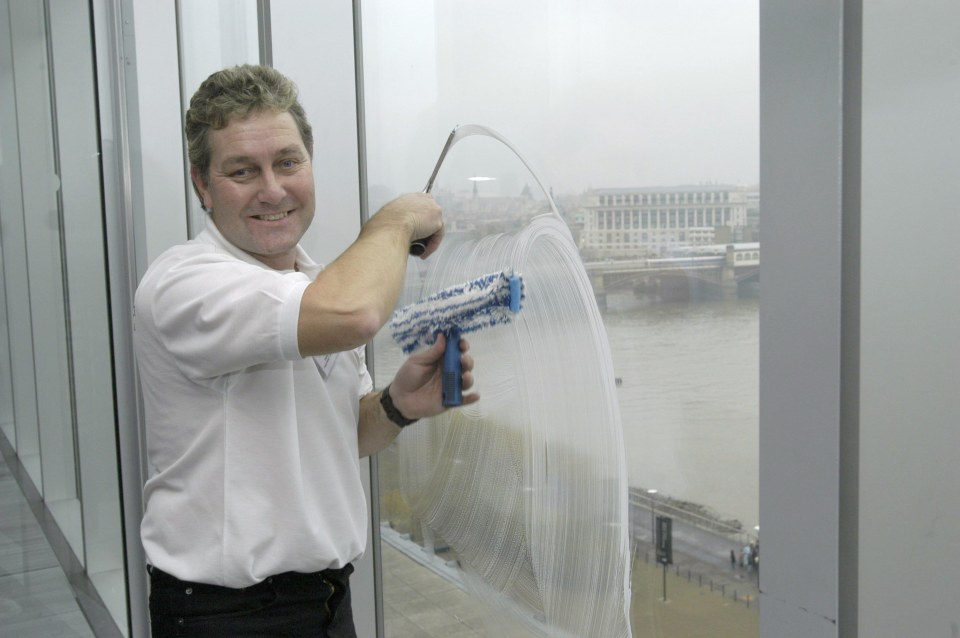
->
<box><xmin>362</xmin><ymin>2</ymin><xmax>759</xmax><ymax>635</ymax></box>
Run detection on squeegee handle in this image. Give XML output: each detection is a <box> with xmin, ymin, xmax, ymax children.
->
<box><xmin>442</xmin><ymin>328</ymin><xmax>462</xmax><ymax>407</ymax></box>
<box><xmin>411</xmin><ymin>127</ymin><xmax>459</xmax><ymax>257</ymax></box>
<box><xmin>410</xmin><ymin>236</ymin><xmax>433</xmax><ymax>257</ymax></box>
<box><xmin>409</xmin><ymin>189</ymin><xmax>437</xmax><ymax>256</ymax></box>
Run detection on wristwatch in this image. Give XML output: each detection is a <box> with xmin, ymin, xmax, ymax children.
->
<box><xmin>379</xmin><ymin>384</ymin><xmax>418</xmax><ymax>428</ymax></box>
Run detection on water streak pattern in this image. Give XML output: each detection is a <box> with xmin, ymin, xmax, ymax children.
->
<box><xmin>394</xmin><ymin>200</ymin><xmax>632</xmax><ymax>636</ymax></box>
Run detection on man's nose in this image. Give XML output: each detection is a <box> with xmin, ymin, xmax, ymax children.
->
<box><xmin>257</xmin><ymin>170</ymin><xmax>285</xmax><ymax>204</ymax></box>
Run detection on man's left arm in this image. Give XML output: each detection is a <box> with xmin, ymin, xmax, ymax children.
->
<box><xmin>357</xmin><ymin>335</ymin><xmax>477</xmax><ymax>457</ymax></box>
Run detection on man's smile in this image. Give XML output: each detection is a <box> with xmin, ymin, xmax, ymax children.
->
<box><xmin>254</xmin><ymin>211</ymin><xmax>291</xmax><ymax>222</ymax></box>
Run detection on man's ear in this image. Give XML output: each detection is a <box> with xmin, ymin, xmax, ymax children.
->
<box><xmin>190</xmin><ymin>165</ymin><xmax>211</xmax><ymax>210</ymax></box>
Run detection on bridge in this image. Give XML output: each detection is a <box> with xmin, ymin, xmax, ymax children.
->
<box><xmin>583</xmin><ymin>243</ymin><xmax>760</xmax><ymax>306</ymax></box>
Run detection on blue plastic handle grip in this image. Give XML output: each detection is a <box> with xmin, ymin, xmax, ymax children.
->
<box><xmin>442</xmin><ymin>327</ymin><xmax>462</xmax><ymax>406</ymax></box>
<box><xmin>509</xmin><ymin>275</ymin><xmax>522</xmax><ymax>313</ymax></box>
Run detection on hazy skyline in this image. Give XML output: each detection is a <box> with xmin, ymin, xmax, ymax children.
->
<box><xmin>362</xmin><ymin>0</ymin><xmax>759</xmax><ymax>198</ymax></box>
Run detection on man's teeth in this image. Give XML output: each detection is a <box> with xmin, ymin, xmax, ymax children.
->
<box><xmin>257</xmin><ymin>211</ymin><xmax>289</xmax><ymax>221</ymax></box>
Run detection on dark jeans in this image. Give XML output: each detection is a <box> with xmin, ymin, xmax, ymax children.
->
<box><xmin>148</xmin><ymin>564</ymin><xmax>356</xmax><ymax>637</ymax></box>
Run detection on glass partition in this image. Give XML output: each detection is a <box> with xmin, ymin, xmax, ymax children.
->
<box><xmin>49</xmin><ymin>0</ymin><xmax>127</xmax><ymax>624</ymax></box>
<box><xmin>0</xmin><ymin>241</ymin><xmax>12</xmax><ymax>448</ymax></box>
<box><xmin>0</xmin><ymin>0</ymin><xmax>127</xmax><ymax>632</ymax></box>
<box><xmin>0</xmin><ymin>0</ymin><xmax>28</xmax><ymax>454</ymax></box>
<box><xmin>4</xmin><ymin>0</ymin><xmax>60</xmax><ymax>500</ymax></box>
<box><xmin>360</xmin><ymin>1</ymin><xmax>760</xmax><ymax>635</ymax></box>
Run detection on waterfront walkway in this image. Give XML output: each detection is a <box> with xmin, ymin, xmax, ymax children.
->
<box><xmin>628</xmin><ymin>497</ymin><xmax>760</xmax><ymax>605</ymax></box>
<box><xmin>383</xmin><ymin>498</ymin><xmax>759</xmax><ymax>637</ymax></box>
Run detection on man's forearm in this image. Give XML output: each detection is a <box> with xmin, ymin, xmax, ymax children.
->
<box><xmin>297</xmin><ymin>193</ymin><xmax>442</xmax><ymax>358</ymax></box>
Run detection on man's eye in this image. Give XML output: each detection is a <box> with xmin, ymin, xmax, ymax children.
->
<box><xmin>231</xmin><ymin>168</ymin><xmax>253</xmax><ymax>178</ymax></box>
<box><xmin>279</xmin><ymin>159</ymin><xmax>298</xmax><ymax>170</ymax></box>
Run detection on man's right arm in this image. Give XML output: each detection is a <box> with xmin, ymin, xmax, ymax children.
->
<box><xmin>296</xmin><ymin>192</ymin><xmax>443</xmax><ymax>357</ymax></box>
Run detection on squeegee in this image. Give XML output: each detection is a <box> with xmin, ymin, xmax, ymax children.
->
<box><xmin>389</xmin><ymin>270</ymin><xmax>524</xmax><ymax>406</ymax></box>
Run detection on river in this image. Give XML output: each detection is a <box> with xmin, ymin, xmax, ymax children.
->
<box><xmin>373</xmin><ymin>284</ymin><xmax>760</xmax><ymax>534</ymax></box>
<box><xmin>602</xmin><ymin>290</ymin><xmax>759</xmax><ymax>532</ymax></box>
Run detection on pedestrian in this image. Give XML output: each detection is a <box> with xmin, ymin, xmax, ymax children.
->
<box><xmin>135</xmin><ymin>64</ymin><xmax>476</xmax><ymax>637</ymax></box>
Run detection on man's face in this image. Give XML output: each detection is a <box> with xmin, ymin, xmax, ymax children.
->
<box><xmin>193</xmin><ymin>109</ymin><xmax>315</xmax><ymax>270</ymax></box>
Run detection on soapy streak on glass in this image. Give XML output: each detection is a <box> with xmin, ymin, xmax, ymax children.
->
<box><xmin>389</xmin><ymin>195</ymin><xmax>632</xmax><ymax>636</ymax></box>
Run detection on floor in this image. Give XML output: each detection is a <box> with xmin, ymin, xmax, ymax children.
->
<box><xmin>0</xmin><ymin>450</ymin><xmax>95</xmax><ymax>637</ymax></box>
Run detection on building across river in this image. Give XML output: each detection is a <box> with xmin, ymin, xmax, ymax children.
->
<box><xmin>579</xmin><ymin>185</ymin><xmax>759</xmax><ymax>259</ymax></box>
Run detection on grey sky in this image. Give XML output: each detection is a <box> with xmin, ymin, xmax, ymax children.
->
<box><xmin>362</xmin><ymin>0</ymin><xmax>759</xmax><ymax>197</ymax></box>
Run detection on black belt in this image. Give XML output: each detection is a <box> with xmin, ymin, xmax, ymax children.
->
<box><xmin>148</xmin><ymin>563</ymin><xmax>354</xmax><ymax>591</ymax></box>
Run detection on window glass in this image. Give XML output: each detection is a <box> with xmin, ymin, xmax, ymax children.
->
<box><xmin>1</xmin><ymin>0</ymin><xmax>127</xmax><ymax>631</ymax></box>
<box><xmin>361</xmin><ymin>1</ymin><xmax>759</xmax><ymax>634</ymax></box>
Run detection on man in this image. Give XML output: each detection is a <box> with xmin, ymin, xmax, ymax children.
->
<box><xmin>134</xmin><ymin>64</ymin><xmax>477</xmax><ymax>636</ymax></box>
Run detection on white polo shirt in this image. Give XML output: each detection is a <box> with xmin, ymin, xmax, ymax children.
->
<box><xmin>135</xmin><ymin>220</ymin><xmax>373</xmax><ymax>587</ymax></box>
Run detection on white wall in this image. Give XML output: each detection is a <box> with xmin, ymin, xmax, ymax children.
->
<box><xmin>761</xmin><ymin>1</ymin><xmax>960</xmax><ymax>637</ymax></box>
<box><xmin>178</xmin><ymin>0</ymin><xmax>260</xmax><ymax>236</ymax></box>
<box><xmin>270</xmin><ymin>1</ymin><xmax>364</xmax><ymax>265</ymax></box>
<box><xmin>759</xmin><ymin>2</ymin><xmax>845</xmax><ymax>636</ymax></box>
<box><xmin>124</xmin><ymin>1</ymin><xmax>189</xmax><ymax>275</ymax></box>
<box><xmin>859</xmin><ymin>1</ymin><xmax>960</xmax><ymax>636</ymax></box>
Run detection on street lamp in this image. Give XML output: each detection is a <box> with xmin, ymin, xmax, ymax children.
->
<box><xmin>467</xmin><ymin>175</ymin><xmax>496</xmax><ymax>198</ymax></box>
<box><xmin>647</xmin><ymin>489</ymin><xmax>658</xmax><ymax>546</ymax></box>
<box><xmin>753</xmin><ymin>525</ymin><xmax>761</xmax><ymax>582</ymax></box>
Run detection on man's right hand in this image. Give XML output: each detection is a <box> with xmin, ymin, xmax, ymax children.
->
<box><xmin>375</xmin><ymin>193</ymin><xmax>444</xmax><ymax>259</ymax></box>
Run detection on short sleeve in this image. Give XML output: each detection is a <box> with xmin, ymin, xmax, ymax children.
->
<box><xmin>144</xmin><ymin>253</ymin><xmax>311</xmax><ymax>379</ymax></box>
